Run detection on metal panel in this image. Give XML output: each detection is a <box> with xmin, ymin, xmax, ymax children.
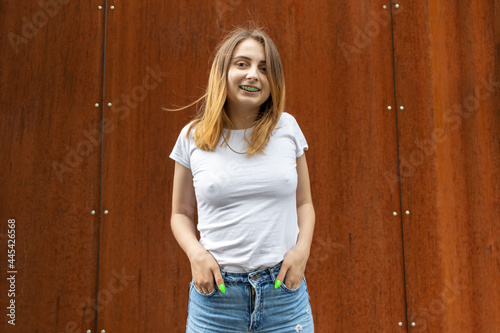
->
<box><xmin>280</xmin><ymin>1</ymin><xmax>408</xmax><ymax>331</ymax></box>
<box><xmin>393</xmin><ymin>1</ymin><xmax>500</xmax><ymax>331</ymax></box>
<box><xmin>97</xmin><ymin>1</ymin><xmax>207</xmax><ymax>332</ymax></box>
<box><xmin>0</xmin><ymin>0</ymin><xmax>104</xmax><ymax>331</ymax></box>
<box><xmin>99</xmin><ymin>0</ymin><xmax>406</xmax><ymax>332</ymax></box>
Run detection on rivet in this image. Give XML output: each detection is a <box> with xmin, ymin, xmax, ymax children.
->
<box><xmin>395</xmin><ymin>4</ymin><xmax>400</xmax><ymax>8</ymax></box>
<box><xmin>405</xmin><ymin>210</ymin><xmax>410</xmax><ymax>215</ymax></box>
<box><xmin>108</xmin><ymin>102</ymin><xmax>112</xmax><ymax>107</ymax></box>
<box><xmin>91</xmin><ymin>210</ymin><xmax>96</xmax><ymax>215</ymax></box>
<box><xmin>383</xmin><ymin>5</ymin><xmax>387</xmax><ymax>9</ymax></box>
<box><xmin>95</xmin><ymin>103</ymin><xmax>99</xmax><ymax>107</ymax></box>
<box><xmin>101</xmin><ymin>330</ymin><xmax>106</xmax><ymax>333</ymax></box>
<box><xmin>104</xmin><ymin>210</ymin><xmax>109</xmax><ymax>215</ymax></box>
<box><xmin>110</xmin><ymin>5</ymin><xmax>114</xmax><ymax>9</ymax></box>
<box><xmin>87</xmin><ymin>330</ymin><xmax>91</xmax><ymax>333</ymax></box>
<box><xmin>400</xmin><ymin>106</ymin><xmax>404</xmax><ymax>110</ymax></box>
<box><xmin>98</xmin><ymin>6</ymin><xmax>102</xmax><ymax>10</ymax></box>
<box><xmin>398</xmin><ymin>322</ymin><xmax>403</xmax><ymax>326</ymax></box>
<box><xmin>393</xmin><ymin>212</ymin><xmax>397</xmax><ymax>216</ymax></box>
<box><xmin>387</xmin><ymin>106</ymin><xmax>392</xmax><ymax>110</ymax></box>
<box><xmin>411</xmin><ymin>322</ymin><xmax>416</xmax><ymax>326</ymax></box>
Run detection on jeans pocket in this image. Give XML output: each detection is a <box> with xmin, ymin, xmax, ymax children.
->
<box><xmin>190</xmin><ymin>281</ymin><xmax>217</xmax><ymax>297</ymax></box>
<box><xmin>280</xmin><ymin>275</ymin><xmax>304</xmax><ymax>293</ymax></box>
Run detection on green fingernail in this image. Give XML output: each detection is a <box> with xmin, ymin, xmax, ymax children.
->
<box><xmin>275</xmin><ymin>280</ymin><xmax>281</xmax><ymax>289</ymax></box>
<box><xmin>219</xmin><ymin>284</ymin><xmax>226</xmax><ymax>294</ymax></box>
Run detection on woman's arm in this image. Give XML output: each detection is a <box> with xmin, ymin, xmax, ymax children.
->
<box><xmin>295</xmin><ymin>153</ymin><xmax>316</xmax><ymax>258</ymax></box>
<box><xmin>275</xmin><ymin>153</ymin><xmax>316</xmax><ymax>289</ymax></box>
<box><xmin>171</xmin><ymin>162</ymin><xmax>225</xmax><ymax>293</ymax></box>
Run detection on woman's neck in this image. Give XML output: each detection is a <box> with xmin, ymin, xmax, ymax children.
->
<box><xmin>225</xmin><ymin>107</ymin><xmax>259</xmax><ymax>130</ymax></box>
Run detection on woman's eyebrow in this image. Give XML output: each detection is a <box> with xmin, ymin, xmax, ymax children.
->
<box><xmin>233</xmin><ymin>55</ymin><xmax>266</xmax><ymax>63</ymax></box>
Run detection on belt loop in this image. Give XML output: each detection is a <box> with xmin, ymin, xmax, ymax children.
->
<box><xmin>267</xmin><ymin>266</ymin><xmax>273</xmax><ymax>280</ymax></box>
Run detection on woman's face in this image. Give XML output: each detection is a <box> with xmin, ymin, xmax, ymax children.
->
<box><xmin>226</xmin><ymin>38</ymin><xmax>271</xmax><ymax>114</ymax></box>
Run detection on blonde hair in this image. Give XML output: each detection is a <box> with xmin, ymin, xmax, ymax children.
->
<box><xmin>184</xmin><ymin>27</ymin><xmax>285</xmax><ymax>156</ymax></box>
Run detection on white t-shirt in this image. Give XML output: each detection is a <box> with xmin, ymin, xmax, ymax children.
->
<box><xmin>170</xmin><ymin>112</ymin><xmax>308</xmax><ymax>272</ymax></box>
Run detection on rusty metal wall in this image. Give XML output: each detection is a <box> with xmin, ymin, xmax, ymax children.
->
<box><xmin>0</xmin><ymin>0</ymin><xmax>104</xmax><ymax>332</ymax></box>
<box><xmin>1</xmin><ymin>0</ymin><xmax>498</xmax><ymax>332</ymax></box>
<box><xmin>285</xmin><ymin>1</ymin><xmax>408</xmax><ymax>331</ymax></box>
<box><xmin>393</xmin><ymin>0</ymin><xmax>500</xmax><ymax>331</ymax></box>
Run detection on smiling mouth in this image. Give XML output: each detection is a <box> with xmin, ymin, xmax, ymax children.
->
<box><xmin>240</xmin><ymin>85</ymin><xmax>260</xmax><ymax>92</ymax></box>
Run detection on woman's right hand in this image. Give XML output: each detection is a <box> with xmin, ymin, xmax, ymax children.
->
<box><xmin>189</xmin><ymin>247</ymin><xmax>225</xmax><ymax>294</ymax></box>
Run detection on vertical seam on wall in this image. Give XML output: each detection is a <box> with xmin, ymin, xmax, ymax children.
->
<box><xmin>389</xmin><ymin>0</ymin><xmax>410</xmax><ymax>331</ymax></box>
<box><xmin>95</xmin><ymin>1</ymin><xmax>108</xmax><ymax>332</ymax></box>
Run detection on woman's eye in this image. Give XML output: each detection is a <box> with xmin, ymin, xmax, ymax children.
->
<box><xmin>260</xmin><ymin>66</ymin><xmax>267</xmax><ymax>72</ymax></box>
<box><xmin>236</xmin><ymin>62</ymin><xmax>247</xmax><ymax>67</ymax></box>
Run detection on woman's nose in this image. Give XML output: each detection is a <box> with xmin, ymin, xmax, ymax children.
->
<box><xmin>246</xmin><ymin>66</ymin><xmax>259</xmax><ymax>80</ymax></box>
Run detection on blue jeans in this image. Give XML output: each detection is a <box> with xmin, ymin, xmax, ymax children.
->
<box><xmin>186</xmin><ymin>262</ymin><xmax>314</xmax><ymax>332</ymax></box>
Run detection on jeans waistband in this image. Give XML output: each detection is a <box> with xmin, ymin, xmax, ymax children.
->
<box><xmin>220</xmin><ymin>261</ymin><xmax>282</xmax><ymax>284</ymax></box>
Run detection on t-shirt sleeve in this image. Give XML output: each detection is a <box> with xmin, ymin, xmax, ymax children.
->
<box><xmin>288</xmin><ymin>114</ymin><xmax>309</xmax><ymax>157</ymax></box>
<box><xmin>169</xmin><ymin>124</ymin><xmax>193</xmax><ymax>169</ymax></box>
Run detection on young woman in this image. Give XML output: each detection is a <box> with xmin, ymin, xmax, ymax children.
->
<box><xmin>170</xmin><ymin>27</ymin><xmax>315</xmax><ymax>332</ymax></box>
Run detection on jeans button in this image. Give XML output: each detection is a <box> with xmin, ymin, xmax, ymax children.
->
<box><xmin>251</xmin><ymin>275</ymin><xmax>259</xmax><ymax>281</ymax></box>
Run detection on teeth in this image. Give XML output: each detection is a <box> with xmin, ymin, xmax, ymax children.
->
<box><xmin>240</xmin><ymin>85</ymin><xmax>260</xmax><ymax>92</ymax></box>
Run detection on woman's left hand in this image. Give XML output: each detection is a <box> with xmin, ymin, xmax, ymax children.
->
<box><xmin>275</xmin><ymin>246</ymin><xmax>310</xmax><ymax>290</ymax></box>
